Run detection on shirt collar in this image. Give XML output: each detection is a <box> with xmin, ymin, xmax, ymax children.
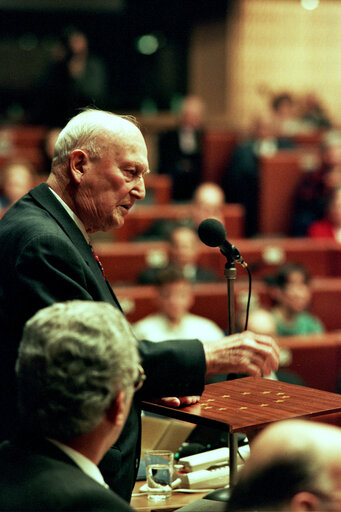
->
<box><xmin>48</xmin><ymin>187</ymin><xmax>90</xmax><ymax>244</ymax></box>
<box><xmin>48</xmin><ymin>438</ymin><xmax>109</xmax><ymax>489</ymax></box>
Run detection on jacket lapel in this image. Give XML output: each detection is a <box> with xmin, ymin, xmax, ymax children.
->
<box><xmin>29</xmin><ymin>183</ymin><xmax>122</xmax><ymax>311</ymax></box>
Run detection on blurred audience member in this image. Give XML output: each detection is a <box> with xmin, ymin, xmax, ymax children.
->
<box><xmin>307</xmin><ymin>186</ymin><xmax>341</xmax><ymax>242</ymax></box>
<box><xmin>265</xmin><ymin>263</ymin><xmax>325</xmax><ymax>336</ymax></box>
<box><xmin>134</xmin><ymin>264</ymin><xmax>224</xmax><ymax>342</ymax></box>
<box><xmin>0</xmin><ymin>159</ymin><xmax>36</xmax><ymax>215</ymax></box>
<box><xmin>299</xmin><ymin>92</ymin><xmax>332</xmax><ymax>131</ymax></box>
<box><xmin>246</xmin><ymin>307</ymin><xmax>277</xmax><ymax>337</ymax></box>
<box><xmin>135</xmin><ymin>181</ymin><xmax>225</xmax><ymax>241</ymax></box>
<box><xmin>191</xmin><ymin>181</ymin><xmax>225</xmax><ymax>226</ymax></box>
<box><xmin>223</xmin><ymin>113</ymin><xmax>295</xmax><ymax>237</ymax></box>
<box><xmin>228</xmin><ymin>419</ymin><xmax>341</xmax><ymax>512</ymax></box>
<box><xmin>237</xmin><ymin>298</ymin><xmax>305</xmax><ymax>386</ymax></box>
<box><xmin>31</xmin><ymin>27</ymin><xmax>108</xmax><ymax>126</ymax></box>
<box><xmin>138</xmin><ymin>225</ymin><xmax>220</xmax><ymax>284</ymax></box>
<box><xmin>291</xmin><ymin>131</ymin><xmax>341</xmax><ymax>236</ymax></box>
<box><xmin>158</xmin><ymin>95</ymin><xmax>205</xmax><ymax>201</ymax></box>
<box><xmin>271</xmin><ymin>92</ymin><xmax>302</xmax><ymax>137</ymax></box>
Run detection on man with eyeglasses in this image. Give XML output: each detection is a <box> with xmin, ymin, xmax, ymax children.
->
<box><xmin>0</xmin><ymin>300</ymin><xmax>142</xmax><ymax>511</ymax></box>
<box><xmin>0</xmin><ymin>108</ymin><xmax>280</xmax><ymax>503</ymax></box>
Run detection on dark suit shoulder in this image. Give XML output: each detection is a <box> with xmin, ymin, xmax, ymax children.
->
<box><xmin>0</xmin><ymin>441</ymin><xmax>134</xmax><ymax>512</ymax></box>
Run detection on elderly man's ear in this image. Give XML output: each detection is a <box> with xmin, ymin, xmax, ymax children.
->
<box><xmin>105</xmin><ymin>390</ymin><xmax>130</xmax><ymax>428</ymax></box>
<box><xmin>290</xmin><ymin>491</ymin><xmax>322</xmax><ymax>511</ymax></box>
<box><xmin>69</xmin><ymin>150</ymin><xmax>88</xmax><ymax>183</ymax></box>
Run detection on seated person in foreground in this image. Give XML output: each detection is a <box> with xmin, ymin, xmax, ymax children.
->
<box><xmin>138</xmin><ymin>224</ymin><xmax>220</xmax><ymax>284</ymax></box>
<box><xmin>264</xmin><ymin>262</ymin><xmax>325</xmax><ymax>336</ymax></box>
<box><xmin>228</xmin><ymin>419</ymin><xmax>341</xmax><ymax>512</ymax></box>
<box><xmin>134</xmin><ymin>264</ymin><xmax>224</xmax><ymax>342</ymax></box>
<box><xmin>0</xmin><ymin>300</ymin><xmax>141</xmax><ymax>512</ymax></box>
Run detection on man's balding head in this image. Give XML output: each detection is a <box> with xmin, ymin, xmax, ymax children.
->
<box><xmin>228</xmin><ymin>420</ymin><xmax>341</xmax><ymax>511</ymax></box>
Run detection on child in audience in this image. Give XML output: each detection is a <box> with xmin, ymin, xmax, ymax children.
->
<box><xmin>265</xmin><ymin>263</ymin><xmax>325</xmax><ymax>336</ymax></box>
<box><xmin>133</xmin><ymin>264</ymin><xmax>224</xmax><ymax>342</ymax></box>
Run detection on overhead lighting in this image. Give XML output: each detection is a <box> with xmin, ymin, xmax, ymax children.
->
<box><xmin>136</xmin><ymin>34</ymin><xmax>159</xmax><ymax>56</ymax></box>
<box><xmin>301</xmin><ymin>0</ymin><xmax>319</xmax><ymax>10</ymax></box>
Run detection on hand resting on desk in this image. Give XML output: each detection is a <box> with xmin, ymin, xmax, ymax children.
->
<box><xmin>152</xmin><ymin>331</ymin><xmax>280</xmax><ymax>407</ymax></box>
<box><xmin>154</xmin><ymin>396</ymin><xmax>201</xmax><ymax>407</ymax></box>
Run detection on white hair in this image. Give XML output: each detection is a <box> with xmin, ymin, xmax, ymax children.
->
<box><xmin>16</xmin><ymin>300</ymin><xmax>139</xmax><ymax>440</ymax></box>
<box><xmin>52</xmin><ymin>108</ymin><xmax>139</xmax><ymax>168</ymax></box>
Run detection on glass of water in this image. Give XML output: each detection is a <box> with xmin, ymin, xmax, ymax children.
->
<box><xmin>144</xmin><ymin>450</ymin><xmax>174</xmax><ymax>501</ymax></box>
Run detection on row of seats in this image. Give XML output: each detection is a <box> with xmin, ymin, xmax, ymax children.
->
<box><xmin>114</xmin><ymin>282</ymin><xmax>341</xmax><ymax>395</ymax></box>
<box><xmin>94</xmin><ymin>237</ymin><xmax>341</xmax><ymax>283</ymax></box>
<box><xmin>111</xmin><ymin>203</ymin><xmax>245</xmax><ymax>242</ymax></box>
<box><xmin>114</xmin><ymin>277</ymin><xmax>341</xmax><ymax>333</ymax></box>
<box><xmin>0</xmin><ymin>124</ymin><xmax>324</xmax><ymax>237</ymax></box>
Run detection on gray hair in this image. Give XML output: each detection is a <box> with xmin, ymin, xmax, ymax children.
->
<box><xmin>16</xmin><ymin>300</ymin><xmax>139</xmax><ymax>440</ymax></box>
<box><xmin>52</xmin><ymin>108</ymin><xmax>139</xmax><ymax>168</ymax></box>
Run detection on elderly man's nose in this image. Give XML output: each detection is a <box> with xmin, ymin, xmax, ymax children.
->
<box><xmin>131</xmin><ymin>177</ymin><xmax>146</xmax><ymax>200</ymax></box>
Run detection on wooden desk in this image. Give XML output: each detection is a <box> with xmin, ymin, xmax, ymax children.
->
<box><xmin>142</xmin><ymin>377</ymin><xmax>341</xmax><ymax>485</ymax></box>
<box><xmin>131</xmin><ymin>481</ymin><xmax>207</xmax><ymax>512</ymax></box>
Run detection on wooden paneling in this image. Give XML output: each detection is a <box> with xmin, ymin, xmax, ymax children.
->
<box><xmin>111</xmin><ymin>203</ymin><xmax>245</xmax><ymax>242</ymax></box>
<box><xmin>201</xmin><ymin>131</ymin><xmax>239</xmax><ymax>184</ymax></box>
<box><xmin>278</xmin><ymin>333</ymin><xmax>341</xmax><ymax>393</ymax></box>
<box><xmin>258</xmin><ymin>151</ymin><xmax>308</xmax><ymax>236</ymax></box>
<box><xmin>94</xmin><ymin>238</ymin><xmax>341</xmax><ymax>285</ymax></box>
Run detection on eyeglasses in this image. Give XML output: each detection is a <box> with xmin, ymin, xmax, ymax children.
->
<box><xmin>133</xmin><ymin>364</ymin><xmax>146</xmax><ymax>392</ymax></box>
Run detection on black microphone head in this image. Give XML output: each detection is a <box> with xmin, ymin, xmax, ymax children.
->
<box><xmin>198</xmin><ymin>218</ymin><xmax>226</xmax><ymax>247</ymax></box>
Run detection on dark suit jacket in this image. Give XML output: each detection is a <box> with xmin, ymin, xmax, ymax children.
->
<box><xmin>0</xmin><ymin>438</ymin><xmax>134</xmax><ymax>511</ymax></box>
<box><xmin>158</xmin><ymin>129</ymin><xmax>203</xmax><ymax>201</ymax></box>
<box><xmin>0</xmin><ymin>183</ymin><xmax>206</xmax><ymax>501</ymax></box>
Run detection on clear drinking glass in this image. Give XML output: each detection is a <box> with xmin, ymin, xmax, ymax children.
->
<box><xmin>144</xmin><ymin>449</ymin><xmax>174</xmax><ymax>501</ymax></box>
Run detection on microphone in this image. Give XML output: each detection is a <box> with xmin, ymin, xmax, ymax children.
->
<box><xmin>198</xmin><ymin>218</ymin><xmax>247</xmax><ymax>267</ymax></box>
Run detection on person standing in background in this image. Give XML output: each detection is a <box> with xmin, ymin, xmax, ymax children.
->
<box><xmin>158</xmin><ymin>95</ymin><xmax>205</xmax><ymax>201</ymax></box>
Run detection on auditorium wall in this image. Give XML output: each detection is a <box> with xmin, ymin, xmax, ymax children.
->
<box><xmin>190</xmin><ymin>0</ymin><xmax>341</xmax><ymax>130</ymax></box>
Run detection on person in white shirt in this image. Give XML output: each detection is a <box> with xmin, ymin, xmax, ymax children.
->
<box><xmin>133</xmin><ymin>264</ymin><xmax>224</xmax><ymax>343</ymax></box>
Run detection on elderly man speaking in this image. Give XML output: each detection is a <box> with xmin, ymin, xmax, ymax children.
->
<box><xmin>0</xmin><ymin>108</ymin><xmax>279</xmax><ymax>502</ymax></box>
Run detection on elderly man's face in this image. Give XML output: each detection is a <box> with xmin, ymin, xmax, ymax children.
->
<box><xmin>75</xmin><ymin>128</ymin><xmax>149</xmax><ymax>233</ymax></box>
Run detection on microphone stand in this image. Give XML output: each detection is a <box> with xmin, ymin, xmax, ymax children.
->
<box><xmin>220</xmin><ymin>246</ymin><xmax>239</xmax><ymax>488</ymax></box>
